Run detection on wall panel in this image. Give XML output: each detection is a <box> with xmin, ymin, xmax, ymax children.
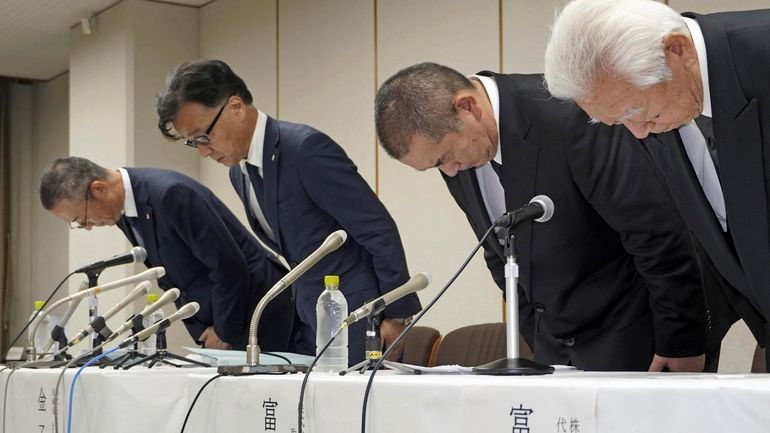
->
<box><xmin>377</xmin><ymin>0</ymin><xmax>502</xmax><ymax>334</ymax></box>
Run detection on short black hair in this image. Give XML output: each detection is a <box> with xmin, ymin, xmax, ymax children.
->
<box><xmin>156</xmin><ymin>59</ymin><xmax>253</xmax><ymax>140</ymax></box>
<box><xmin>375</xmin><ymin>62</ymin><xmax>473</xmax><ymax>159</ymax></box>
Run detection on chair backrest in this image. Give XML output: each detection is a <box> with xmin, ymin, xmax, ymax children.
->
<box><xmin>401</xmin><ymin>326</ymin><xmax>441</xmax><ymax>367</ymax></box>
<box><xmin>434</xmin><ymin>322</ymin><xmax>509</xmax><ymax>367</ymax></box>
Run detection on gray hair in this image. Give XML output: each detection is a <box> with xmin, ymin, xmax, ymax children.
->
<box><xmin>544</xmin><ymin>0</ymin><xmax>687</xmax><ymax>101</ymax></box>
<box><xmin>375</xmin><ymin>62</ymin><xmax>474</xmax><ymax>159</ymax></box>
<box><xmin>156</xmin><ymin>59</ymin><xmax>253</xmax><ymax>140</ymax></box>
<box><xmin>39</xmin><ymin>157</ymin><xmax>109</xmax><ymax>209</ymax></box>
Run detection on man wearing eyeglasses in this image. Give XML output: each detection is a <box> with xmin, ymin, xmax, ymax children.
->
<box><xmin>156</xmin><ymin>59</ymin><xmax>421</xmax><ymax>364</ymax></box>
<box><xmin>39</xmin><ymin>156</ymin><xmax>294</xmax><ymax>351</ymax></box>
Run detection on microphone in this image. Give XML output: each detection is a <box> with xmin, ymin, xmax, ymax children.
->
<box><xmin>219</xmin><ymin>230</ymin><xmax>347</xmax><ymax>374</ymax></box>
<box><xmin>117</xmin><ymin>302</ymin><xmax>199</xmax><ymax>348</ymax></box>
<box><xmin>343</xmin><ymin>272</ymin><xmax>431</xmax><ymax>327</ymax></box>
<box><xmin>75</xmin><ymin>246</ymin><xmax>147</xmax><ymax>273</ymax></box>
<box><xmin>65</xmin><ymin>281</ymin><xmax>151</xmax><ymax>347</ymax></box>
<box><xmin>495</xmin><ymin>195</ymin><xmax>554</xmax><ymax>228</ymax></box>
<box><xmin>104</xmin><ymin>288</ymin><xmax>181</xmax><ymax>343</ymax></box>
<box><xmin>28</xmin><ymin>267</ymin><xmax>165</xmax><ymax>348</ymax></box>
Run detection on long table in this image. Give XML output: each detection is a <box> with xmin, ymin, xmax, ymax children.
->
<box><xmin>3</xmin><ymin>366</ymin><xmax>770</xmax><ymax>433</ymax></box>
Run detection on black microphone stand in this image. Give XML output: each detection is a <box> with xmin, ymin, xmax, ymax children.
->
<box><xmin>122</xmin><ymin>328</ymin><xmax>210</xmax><ymax>369</ymax></box>
<box><xmin>100</xmin><ymin>315</ymin><xmax>148</xmax><ymax>369</ymax></box>
<box><xmin>340</xmin><ymin>315</ymin><xmax>421</xmax><ymax>375</ymax></box>
<box><xmin>472</xmin><ymin>226</ymin><xmax>554</xmax><ymax>375</ymax></box>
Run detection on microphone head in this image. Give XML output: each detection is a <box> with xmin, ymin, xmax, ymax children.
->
<box><xmin>146</xmin><ymin>266</ymin><xmax>166</xmax><ymax>279</ymax></box>
<box><xmin>530</xmin><ymin>195</ymin><xmax>555</xmax><ymax>223</ymax></box>
<box><xmin>327</xmin><ymin>230</ymin><xmax>347</xmax><ymax>249</ymax></box>
<box><xmin>178</xmin><ymin>302</ymin><xmax>200</xmax><ymax>319</ymax></box>
<box><xmin>131</xmin><ymin>246</ymin><xmax>148</xmax><ymax>263</ymax></box>
<box><xmin>411</xmin><ymin>272</ymin><xmax>431</xmax><ymax>289</ymax></box>
<box><xmin>162</xmin><ymin>288</ymin><xmax>181</xmax><ymax>303</ymax></box>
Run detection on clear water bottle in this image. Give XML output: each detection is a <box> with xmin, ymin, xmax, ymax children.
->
<box><xmin>315</xmin><ymin>275</ymin><xmax>348</xmax><ymax>372</ymax></box>
<box><xmin>28</xmin><ymin>301</ymin><xmax>57</xmax><ymax>357</ymax></box>
<box><xmin>140</xmin><ymin>293</ymin><xmax>164</xmax><ymax>354</ymax></box>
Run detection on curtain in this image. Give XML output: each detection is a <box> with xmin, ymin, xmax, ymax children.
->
<box><xmin>0</xmin><ymin>79</ymin><xmax>10</xmax><ymax>355</ymax></box>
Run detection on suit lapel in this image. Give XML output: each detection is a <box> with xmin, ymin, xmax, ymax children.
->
<box><xmin>692</xmin><ymin>12</ymin><xmax>770</xmax><ymax>300</ymax></box>
<box><xmin>452</xmin><ymin>170</ymin><xmax>504</xmax><ymax>260</ymax></box>
<box><xmin>262</xmin><ymin>117</ymin><xmax>282</xmax><ymax>250</ymax></box>
<box><xmin>646</xmin><ymin>132</ymin><xmax>745</xmax><ymax>287</ymax></box>
<box><xmin>127</xmin><ymin>175</ymin><xmax>159</xmax><ymax>267</ymax></box>
<box><xmin>494</xmin><ymin>75</ymin><xmax>537</xmax><ymax>295</ymax></box>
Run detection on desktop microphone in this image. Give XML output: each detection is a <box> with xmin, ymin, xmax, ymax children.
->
<box><xmin>343</xmin><ymin>272</ymin><xmax>431</xmax><ymax>327</ymax></box>
<box><xmin>495</xmin><ymin>195</ymin><xmax>555</xmax><ymax>228</ymax></box>
<box><xmin>117</xmin><ymin>302</ymin><xmax>200</xmax><ymax>348</ymax></box>
<box><xmin>219</xmin><ymin>230</ymin><xmax>347</xmax><ymax>375</ymax></box>
<box><xmin>104</xmin><ymin>288</ymin><xmax>181</xmax><ymax>343</ymax></box>
<box><xmin>74</xmin><ymin>246</ymin><xmax>147</xmax><ymax>273</ymax></box>
<box><xmin>65</xmin><ymin>281</ymin><xmax>151</xmax><ymax>347</ymax></box>
<box><xmin>28</xmin><ymin>267</ymin><xmax>165</xmax><ymax>349</ymax></box>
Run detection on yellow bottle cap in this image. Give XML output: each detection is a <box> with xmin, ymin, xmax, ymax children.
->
<box><xmin>147</xmin><ymin>293</ymin><xmax>160</xmax><ymax>304</ymax></box>
<box><xmin>34</xmin><ymin>301</ymin><xmax>45</xmax><ymax>311</ymax></box>
<box><xmin>324</xmin><ymin>275</ymin><xmax>340</xmax><ymax>286</ymax></box>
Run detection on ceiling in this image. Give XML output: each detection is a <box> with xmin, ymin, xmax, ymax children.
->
<box><xmin>0</xmin><ymin>0</ymin><xmax>211</xmax><ymax>81</ymax></box>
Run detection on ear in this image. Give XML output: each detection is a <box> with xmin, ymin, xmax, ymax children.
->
<box><xmin>453</xmin><ymin>93</ymin><xmax>483</xmax><ymax>121</ymax></box>
<box><xmin>88</xmin><ymin>180</ymin><xmax>109</xmax><ymax>199</ymax></box>
<box><xmin>663</xmin><ymin>32</ymin><xmax>698</xmax><ymax>68</ymax></box>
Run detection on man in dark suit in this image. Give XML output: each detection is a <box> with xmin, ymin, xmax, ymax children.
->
<box><xmin>39</xmin><ymin>156</ymin><xmax>293</xmax><ymax>351</ymax></box>
<box><xmin>545</xmin><ymin>0</ymin><xmax>770</xmax><ymax>370</ymax></box>
<box><xmin>155</xmin><ymin>60</ymin><xmax>421</xmax><ymax>364</ymax></box>
<box><xmin>375</xmin><ymin>62</ymin><xmax>708</xmax><ymax>371</ymax></box>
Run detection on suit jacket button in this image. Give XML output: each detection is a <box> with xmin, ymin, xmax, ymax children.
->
<box><xmin>534</xmin><ymin>303</ymin><xmax>545</xmax><ymax>313</ymax></box>
<box><xmin>564</xmin><ymin>337</ymin><xmax>575</xmax><ymax>347</ymax></box>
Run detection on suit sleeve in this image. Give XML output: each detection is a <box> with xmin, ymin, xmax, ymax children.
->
<box><xmin>296</xmin><ymin>132</ymin><xmax>421</xmax><ymax>319</ymax></box>
<box><xmin>565</xmin><ymin>116</ymin><xmax>707</xmax><ymax>358</ymax></box>
<box><xmin>159</xmin><ymin>184</ymin><xmax>264</xmax><ymax>346</ymax></box>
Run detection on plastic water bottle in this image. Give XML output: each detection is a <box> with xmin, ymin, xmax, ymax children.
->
<box><xmin>140</xmin><ymin>293</ymin><xmax>164</xmax><ymax>354</ymax></box>
<box><xmin>315</xmin><ymin>275</ymin><xmax>348</xmax><ymax>372</ymax></box>
<box><xmin>28</xmin><ymin>301</ymin><xmax>56</xmax><ymax>356</ymax></box>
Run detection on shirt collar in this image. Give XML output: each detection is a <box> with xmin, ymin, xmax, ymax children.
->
<box><xmin>683</xmin><ymin>17</ymin><xmax>712</xmax><ymax>117</ymax></box>
<box><xmin>118</xmin><ymin>168</ymin><xmax>137</xmax><ymax>218</ymax></box>
<box><xmin>471</xmin><ymin>75</ymin><xmax>502</xmax><ymax>164</ymax></box>
<box><xmin>240</xmin><ymin>110</ymin><xmax>267</xmax><ymax>175</ymax></box>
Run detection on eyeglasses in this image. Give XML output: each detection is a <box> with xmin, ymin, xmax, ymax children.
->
<box><xmin>183</xmin><ymin>98</ymin><xmax>229</xmax><ymax>148</ymax></box>
<box><xmin>69</xmin><ymin>188</ymin><xmax>89</xmax><ymax>230</ymax></box>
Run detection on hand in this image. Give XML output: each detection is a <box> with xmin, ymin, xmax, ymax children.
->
<box><xmin>380</xmin><ymin>319</ymin><xmax>407</xmax><ymax>361</ymax></box>
<box><xmin>198</xmin><ymin>326</ymin><xmax>232</xmax><ymax>350</ymax></box>
<box><xmin>648</xmin><ymin>354</ymin><xmax>705</xmax><ymax>372</ymax></box>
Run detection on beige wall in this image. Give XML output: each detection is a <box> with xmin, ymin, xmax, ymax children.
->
<box><xmin>6</xmin><ymin>0</ymin><xmax>767</xmax><ymax>370</ymax></box>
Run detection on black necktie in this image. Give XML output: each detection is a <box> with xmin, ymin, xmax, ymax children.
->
<box><xmin>245</xmin><ymin>163</ymin><xmax>266</xmax><ymax>211</ymax></box>
<box><xmin>489</xmin><ymin>160</ymin><xmax>503</xmax><ymax>181</ymax></box>
<box><xmin>694</xmin><ymin>115</ymin><xmax>719</xmax><ymax>175</ymax></box>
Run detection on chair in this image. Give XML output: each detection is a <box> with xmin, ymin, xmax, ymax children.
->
<box><xmin>400</xmin><ymin>326</ymin><xmax>441</xmax><ymax>367</ymax></box>
<box><xmin>433</xmin><ymin>322</ymin><xmax>533</xmax><ymax>367</ymax></box>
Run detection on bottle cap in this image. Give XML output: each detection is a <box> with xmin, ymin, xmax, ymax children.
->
<box><xmin>146</xmin><ymin>293</ymin><xmax>160</xmax><ymax>304</ymax></box>
<box><xmin>34</xmin><ymin>301</ymin><xmax>45</xmax><ymax>311</ymax></box>
<box><xmin>324</xmin><ymin>275</ymin><xmax>340</xmax><ymax>287</ymax></box>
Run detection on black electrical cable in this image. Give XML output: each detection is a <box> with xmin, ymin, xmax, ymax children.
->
<box><xmin>262</xmin><ymin>351</ymin><xmax>293</xmax><ymax>364</ymax></box>
<box><xmin>297</xmin><ymin>325</ymin><xmax>343</xmax><ymax>433</ymax></box>
<box><xmin>2</xmin><ymin>270</ymin><xmax>77</xmax><ymax>361</ymax></box>
<box><xmin>179</xmin><ymin>374</ymin><xmax>222</xmax><ymax>433</ymax></box>
<box><xmin>359</xmin><ymin>223</ymin><xmax>496</xmax><ymax>433</ymax></box>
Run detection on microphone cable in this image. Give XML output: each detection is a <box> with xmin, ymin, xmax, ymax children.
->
<box><xmin>359</xmin><ymin>223</ymin><xmax>496</xmax><ymax>433</ymax></box>
<box><xmin>179</xmin><ymin>374</ymin><xmax>223</xmax><ymax>433</ymax></box>
<box><xmin>297</xmin><ymin>325</ymin><xmax>345</xmax><ymax>433</ymax></box>
<box><xmin>2</xmin><ymin>270</ymin><xmax>77</xmax><ymax>361</ymax></box>
<box><xmin>66</xmin><ymin>346</ymin><xmax>119</xmax><ymax>433</ymax></box>
<box><xmin>178</xmin><ymin>351</ymin><xmax>293</xmax><ymax>433</ymax></box>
